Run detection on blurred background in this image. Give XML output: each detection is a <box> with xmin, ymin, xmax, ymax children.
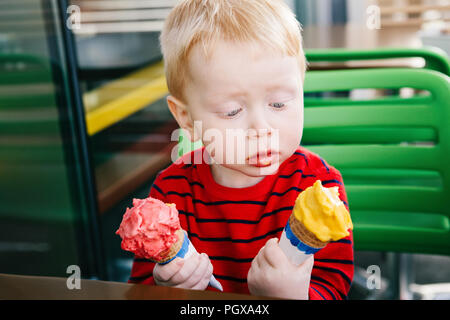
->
<box><xmin>0</xmin><ymin>0</ymin><xmax>449</xmax><ymax>299</ymax></box>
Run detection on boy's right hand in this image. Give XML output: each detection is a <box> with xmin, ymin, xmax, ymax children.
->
<box><xmin>153</xmin><ymin>252</ymin><xmax>213</xmax><ymax>290</ymax></box>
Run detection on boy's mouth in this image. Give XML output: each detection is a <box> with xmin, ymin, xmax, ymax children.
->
<box><xmin>247</xmin><ymin>150</ymin><xmax>278</xmax><ymax>167</ymax></box>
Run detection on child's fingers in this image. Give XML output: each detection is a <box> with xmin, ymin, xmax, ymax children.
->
<box><xmin>251</xmin><ymin>251</ymin><xmax>261</xmax><ymax>270</ymax></box>
<box><xmin>190</xmin><ymin>274</ymin><xmax>210</xmax><ymax>290</ymax></box>
<box><xmin>247</xmin><ymin>253</ymin><xmax>261</xmax><ymax>287</ymax></box>
<box><xmin>248</xmin><ymin>245</ymin><xmax>262</xmax><ymax>284</ymax></box>
<box><xmin>254</xmin><ymin>238</ymin><xmax>280</xmax><ymax>269</ymax></box>
<box><xmin>181</xmin><ymin>253</ymin><xmax>212</xmax><ymax>289</ymax></box>
<box><xmin>153</xmin><ymin>258</ymin><xmax>184</xmax><ymax>284</ymax></box>
<box><xmin>190</xmin><ymin>255</ymin><xmax>214</xmax><ymax>290</ymax></box>
<box><xmin>170</xmin><ymin>252</ymin><xmax>201</xmax><ymax>285</ymax></box>
<box><xmin>254</xmin><ymin>242</ymin><xmax>267</xmax><ymax>270</ymax></box>
<box><xmin>262</xmin><ymin>238</ymin><xmax>287</xmax><ymax>268</ymax></box>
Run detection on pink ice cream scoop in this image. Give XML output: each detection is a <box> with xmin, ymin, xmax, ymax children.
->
<box><xmin>115</xmin><ymin>197</ymin><xmax>181</xmax><ymax>261</ymax></box>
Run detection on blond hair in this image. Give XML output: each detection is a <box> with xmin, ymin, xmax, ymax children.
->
<box><xmin>159</xmin><ymin>0</ymin><xmax>307</xmax><ymax>104</ymax></box>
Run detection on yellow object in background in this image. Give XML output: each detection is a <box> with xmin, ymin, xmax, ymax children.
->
<box><xmin>83</xmin><ymin>61</ymin><xmax>168</xmax><ymax>136</ymax></box>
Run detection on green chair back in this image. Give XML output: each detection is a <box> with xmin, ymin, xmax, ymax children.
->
<box><xmin>304</xmin><ymin>47</ymin><xmax>450</xmax><ymax>109</ymax></box>
<box><xmin>303</xmin><ymin>68</ymin><xmax>450</xmax><ymax>255</ymax></box>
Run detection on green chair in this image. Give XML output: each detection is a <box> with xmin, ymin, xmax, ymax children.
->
<box><xmin>304</xmin><ymin>47</ymin><xmax>450</xmax><ymax>109</ymax></box>
<box><xmin>303</xmin><ymin>67</ymin><xmax>450</xmax><ymax>255</ymax></box>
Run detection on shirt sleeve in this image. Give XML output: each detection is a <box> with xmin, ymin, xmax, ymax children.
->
<box><xmin>127</xmin><ymin>171</ymin><xmax>166</xmax><ymax>285</ymax></box>
<box><xmin>308</xmin><ymin>167</ymin><xmax>354</xmax><ymax>300</ymax></box>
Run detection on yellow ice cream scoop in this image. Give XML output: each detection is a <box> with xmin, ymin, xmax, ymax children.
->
<box><xmin>293</xmin><ymin>180</ymin><xmax>353</xmax><ymax>243</ymax></box>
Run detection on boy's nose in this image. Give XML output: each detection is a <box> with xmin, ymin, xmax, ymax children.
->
<box><xmin>247</xmin><ymin>127</ymin><xmax>273</xmax><ymax>139</ymax></box>
<box><xmin>247</xmin><ymin>113</ymin><xmax>274</xmax><ymax>139</ymax></box>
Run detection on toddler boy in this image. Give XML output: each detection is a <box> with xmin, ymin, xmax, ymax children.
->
<box><xmin>128</xmin><ymin>0</ymin><xmax>353</xmax><ymax>300</ymax></box>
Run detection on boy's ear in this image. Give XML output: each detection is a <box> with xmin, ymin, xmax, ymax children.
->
<box><xmin>166</xmin><ymin>95</ymin><xmax>196</xmax><ymax>142</ymax></box>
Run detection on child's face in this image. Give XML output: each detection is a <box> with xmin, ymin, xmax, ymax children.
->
<box><xmin>177</xmin><ymin>39</ymin><xmax>304</xmax><ymax>185</ymax></box>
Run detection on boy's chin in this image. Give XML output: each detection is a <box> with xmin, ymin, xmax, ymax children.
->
<box><xmin>213</xmin><ymin>155</ymin><xmax>283</xmax><ymax>177</ymax></box>
<box><xmin>251</xmin><ymin>162</ymin><xmax>280</xmax><ymax>176</ymax></box>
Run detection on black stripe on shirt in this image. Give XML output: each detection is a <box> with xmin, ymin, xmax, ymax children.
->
<box><xmin>310</xmin><ymin>280</ymin><xmax>337</xmax><ymax>300</ymax></box>
<box><xmin>321</xmin><ymin>179</ymin><xmax>343</xmax><ymax>186</ymax></box>
<box><xmin>209</xmin><ymin>256</ymin><xmax>254</xmax><ymax>263</ymax></box>
<box><xmin>189</xmin><ymin>181</ymin><xmax>205</xmax><ymax>188</ymax></box>
<box><xmin>260</xmin><ymin>206</ymin><xmax>293</xmax><ymax>218</ymax></box>
<box><xmin>320</xmin><ymin>157</ymin><xmax>330</xmax><ymax>173</ymax></box>
<box><xmin>332</xmin><ymin>239</ymin><xmax>352</xmax><ymax>245</ymax></box>
<box><xmin>134</xmin><ymin>254</ymin><xmax>255</xmax><ymax>264</ymax></box>
<box><xmin>310</xmin><ymin>285</ymin><xmax>326</xmax><ymax>299</ymax></box>
<box><xmin>270</xmin><ymin>186</ymin><xmax>303</xmax><ymax>196</ymax></box>
<box><xmin>279</xmin><ymin>169</ymin><xmax>316</xmax><ymax>179</ymax></box>
<box><xmin>166</xmin><ymin>191</ymin><xmax>193</xmax><ymax>198</ymax></box>
<box><xmin>193</xmin><ymin>199</ymin><xmax>267</xmax><ymax>206</ymax></box>
<box><xmin>314</xmin><ymin>265</ymin><xmax>352</xmax><ymax>287</ymax></box>
<box><xmin>162</xmin><ymin>175</ymin><xmax>205</xmax><ymax>188</ymax></box>
<box><xmin>315</xmin><ymin>258</ymin><xmax>354</xmax><ymax>265</ymax></box>
<box><xmin>178</xmin><ymin>206</ymin><xmax>292</xmax><ymax>224</ymax></box>
<box><xmin>188</xmin><ymin>227</ymin><xmax>283</xmax><ymax>243</ymax></box>
<box><xmin>162</xmin><ymin>175</ymin><xmax>190</xmax><ymax>181</ymax></box>
<box><xmin>151</xmin><ymin>183</ymin><xmax>165</xmax><ymax>196</ymax></box>
<box><xmin>214</xmin><ymin>274</ymin><xmax>247</xmax><ymax>283</ymax></box>
<box><xmin>294</xmin><ymin>151</ymin><xmax>309</xmax><ymax>165</ymax></box>
<box><xmin>311</xmin><ymin>275</ymin><xmax>347</xmax><ymax>300</ymax></box>
<box><xmin>168</xmin><ymin>188</ymin><xmax>300</xmax><ymax>199</ymax></box>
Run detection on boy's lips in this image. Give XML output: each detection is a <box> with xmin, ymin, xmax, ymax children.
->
<box><xmin>247</xmin><ymin>150</ymin><xmax>279</xmax><ymax>167</ymax></box>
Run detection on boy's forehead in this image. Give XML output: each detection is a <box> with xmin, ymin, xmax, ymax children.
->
<box><xmin>187</xmin><ymin>39</ymin><xmax>298</xmax><ymax>82</ymax></box>
<box><xmin>184</xmin><ymin>39</ymin><xmax>303</xmax><ymax>103</ymax></box>
<box><xmin>190</xmin><ymin>38</ymin><xmax>284</xmax><ymax>65</ymax></box>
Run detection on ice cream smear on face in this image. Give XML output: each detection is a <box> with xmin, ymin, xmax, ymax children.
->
<box><xmin>293</xmin><ymin>180</ymin><xmax>353</xmax><ymax>243</ymax></box>
<box><xmin>115</xmin><ymin>197</ymin><xmax>181</xmax><ymax>261</ymax></box>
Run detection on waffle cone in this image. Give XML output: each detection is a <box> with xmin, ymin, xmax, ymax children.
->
<box><xmin>289</xmin><ymin>214</ymin><xmax>328</xmax><ymax>249</ymax></box>
<box><xmin>154</xmin><ymin>229</ymin><xmax>185</xmax><ymax>263</ymax></box>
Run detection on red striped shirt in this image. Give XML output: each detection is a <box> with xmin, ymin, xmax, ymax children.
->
<box><xmin>128</xmin><ymin>146</ymin><xmax>354</xmax><ymax>299</ymax></box>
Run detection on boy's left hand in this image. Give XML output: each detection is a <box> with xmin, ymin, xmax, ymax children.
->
<box><xmin>247</xmin><ymin>238</ymin><xmax>314</xmax><ymax>299</ymax></box>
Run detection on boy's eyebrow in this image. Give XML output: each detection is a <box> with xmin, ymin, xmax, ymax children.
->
<box><xmin>265</xmin><ymin>82</ymin><xmax>298</xmax><ymax>92</ymax></box>
<box><xmin>209</xmin><ymin>90</ymin><xmax>245</xmax><ymax>99</ymax></box>
<box><xmin>207</xmin><ymin>82</ymin><xmax>298</xmax><ymax>101</ymax></box>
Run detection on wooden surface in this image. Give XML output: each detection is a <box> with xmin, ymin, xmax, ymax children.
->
<box><xmin>303</xmin><ymin>24</ymin><xmax>424</xmax><ymax>69</ymax></box>
<box><xmin>0</xmin><ymin>273</ymin><xmax>270</xmax><ymax>300</ymax></box>
<box><xmin>303</xmin><ymin>24</ymin><xmax>422</xmax><ymax>49</ymax></box>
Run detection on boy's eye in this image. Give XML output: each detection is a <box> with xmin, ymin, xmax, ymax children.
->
<box><xmin>224</xmin><ymin>107</ymin><xmax>242</xmax><ymax>117</ymax></box>
<box><xmin>270</xmin><ymin>102</ymin><xmax>285</xmax><ymax>109</ymax></box>
<box><xmin>221</xmin><ymin>102</ymin><xmax>286</xmax><ymax>118</ymax></box>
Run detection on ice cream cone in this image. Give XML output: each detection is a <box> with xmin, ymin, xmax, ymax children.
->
<box><xmin>153</xmin><ymin>229</ymin><xmax>185</xmax><ymax>263</ymax></box>
<box><xmin>278</xmin><ymin>180</ymin><xmax>353</xmax><ymax>265</ymax></box>
<box><xmin>116</xmin><ymin>197</ymin><xmax>223</xmax><ymax>291</ymax></box>
<box><xmin>149</xmin><ymin>228</ymin><xmax>223</xmax><ymax>291</ymax></box>
<box><xmin>288</xmin><ymin>214</ymin><xmax>327</xmax><ymax>249</ymax></box>
<box><xmin>278</xmin><ymin>213</ymin><xmax>325</xmax><ymax>265</ymax></box>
